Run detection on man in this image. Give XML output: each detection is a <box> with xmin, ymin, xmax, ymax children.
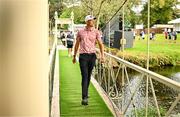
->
<box><xmin>66</xmin><ymin>31</ymin><xmax>74</xmax><ymax>57</ymax></box>
<box><xmin>72</xmin><ymin>15</ymin><xmax>105</xmax><ymax>105</ymax></box>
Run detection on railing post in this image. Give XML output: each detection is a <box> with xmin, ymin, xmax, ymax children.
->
<box><xmin>149</xmin><ymin>78</ymin><xmax>161</xmax><ymax>117</ymax></box>
<box><xmin>54</xmin><ymin>11</ymin><xmax>58</xmax><ymax>46</ymax></box>
<box><xmin>145</xmin><ymin>0</ymin><xmax>150</xmax><ymax>116</ymax></box>
<box><xmin>108</xmin><ymin>21</ymin><xmax>111</xmax><ymax>94</ymax></box>
<box><xmin>165</xmin><ymin>94</ymin><xmax>180</xmax><ymax>117</ymax></box>
<box><xmin>121</xmin><ymin>4</ymin><xmax>125</xmax><ymax>113</ymax></box>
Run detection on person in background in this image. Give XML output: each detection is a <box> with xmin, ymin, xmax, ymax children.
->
<box><xmin>72</xmin><ymin>15</ymin><xmax>105</xmax><ymax>106</ymax></box>
<box><xmin>172</xmin><ymin>30</ymin><xmax>177</xmax><ymax>42</ymax></box>
<box><xmin>133</xmin><ymin>30</ymin><xmax>136</xmax><ymax>40</ymax></box>
<box><xmin>168</xmin><ymin>32</ymin><xmax>172</xmax><ymax>40</ymax></box>
<box><xmin>67</xmin><ymin>31</ymin><xmax>74</xmax><ymax>57</ymax></box>
<box><xmin>164</xmin><ymin>30</ymin><xmax>168</xmax><ymax>39</ymax></box>
<box><xmin>139</xmin><ymin>32</ymin><xmax>141</xmax><ymax>40</ymax></box>
<box><xmin>60</xmin><ymin>31</ymin><xmax>66</xmax><ymax>46</ymax></box>
<box><xmin>152</xmin><ymin>31</ymin><xmax>155</xmax><ymax>40</ymax></box>
<box><xmin>150</xmin><ymin>32</ymin><xmax>153</xmax><ymax>40</ymax></box>
<box><xmin>141</xmin><ymin>30</ymin><xmax>145</xmax><ymax>40</ymax></box>
<box><xmin>168</xmin><ymin>28</ymin><xmax>172</xmax><ymax>40</ymax></box>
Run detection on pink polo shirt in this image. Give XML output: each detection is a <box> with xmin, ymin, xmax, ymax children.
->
<box><xmin>77</xmin><ymin>27</ymin><xmax>101</xmax><ymax>54</ymax></box>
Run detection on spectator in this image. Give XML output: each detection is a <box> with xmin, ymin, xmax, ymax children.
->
<box><xmin>67</xmin><ymin>31</ymin><xmax>74</xmax><ymax>57</ymax></box>
<box><xmin>164</xmin><ymin>31</ymin><xmax>168</xmax><ymax>39</ymax></box>
<box><xmin>172</xmin><ymin>30</ymin><xmax>177</xmax><ymax>42</ymax></box>
<box><xmin>168</xmin><ymin>28</ymin><xmax>172</xmax><ymax>40</ymax></box>
<box><xmin>141</xmin><ymin>30</ymin><xmax>145</xmax><ymax>40</ymax></box>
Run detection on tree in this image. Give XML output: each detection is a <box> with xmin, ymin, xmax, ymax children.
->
<box><xmin>49</xmin><ymin>0</ymin><xmax>64</xmax><ymax>30</ymax></box>
<box><xmin>59</xmin><ymin>0</ymin><xmax>141</xmax><ymax>29</ymax></box>
<box><xmin>122</xmin><ymin>0</ymin><xmax>142</xmax><ymax>28</ymax></box>
<box><xmin>141</xmin><ymin>0</ymin><xmax>178</xmax><ymax>27</ymax></box>
<box><xmin>86</xmin><ymin>0</ymin><xmax>128</xmax><ymax>28</ymax></box>
<box><xmin>81</xmin><ymin>0</ymin><xmax>141</xmax><ymax>29</ymax></box>
<box><xmin>60</xmin><ymin>6</ymin><xmax>86</xmax><ymax>24</ymax></box>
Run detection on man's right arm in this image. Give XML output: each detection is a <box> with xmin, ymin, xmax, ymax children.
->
<box><xmin>72</xmin><ymin>37</ymin><xmax>80</xmax><ymax>64</ymax></box>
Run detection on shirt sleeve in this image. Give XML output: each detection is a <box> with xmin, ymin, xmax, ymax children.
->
<box><xmin>76</xmin><ymin>30</ymin><xmax>81</xmax><ymax>41</ymax></box>
<box><xmin>96</xmin><ymin>30</ymin><xmax>102</xmax><ymax>42</ymax></box>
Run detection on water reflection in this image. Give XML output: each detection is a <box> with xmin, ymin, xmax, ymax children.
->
<box><xmin>123</xmin><ymin>66</ymin><xmax>180</xmax><ymax>116</ymax></box>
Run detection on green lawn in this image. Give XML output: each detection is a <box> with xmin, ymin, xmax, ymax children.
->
<box><xmin>59</xmin><ymin>50</ymin><xmax>113</xmax><ymax>117</ymax></box>
<box><xmin>127</xmin><ymin>34</ymin><xmax>180</xmax><ymax>54</ymax></box>
<box><xmin>114</xmin><ymin>34</ymin><xmax>180</xmax><ymax>67</ymax></box>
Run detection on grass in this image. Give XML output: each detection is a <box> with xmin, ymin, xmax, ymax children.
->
<box><xmin>112</xmin><ymin>34</ymin><xmax>180</xmax><ymax>68</ymax></box>
<box><xmin>127</xmin><ymin>34</ymin><xmax>180</xmax><ymax>55</ymax></box>
<box><xmin>59</xmin><ymin>50</ymin><xmax>113</xmax><ymax>117</ymax></box>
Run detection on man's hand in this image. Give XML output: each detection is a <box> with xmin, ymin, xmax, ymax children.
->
<box><xmin>100</xmin><ymin>56</ymin><xmax>105</xmax><ymax>63</ymax></box>
<box><xmin>72</xmin><ymin>55</ymin><xmax>76</xmax><ymax>64</ymax></box>
<box><xmin>96</xmin><ymin>37</ymin><xmax>105</xmax><ymax>64</ymax></box>
<box><xmin>73</xmin><ymin>37</ymin><xmax>80</xmax><ymax>64</ymax></box>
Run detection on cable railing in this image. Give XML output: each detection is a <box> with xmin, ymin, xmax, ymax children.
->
<box><xmin>93</xmin><ymin>50</ymin><xmax>180</xmax><ymax>117</ymax></box>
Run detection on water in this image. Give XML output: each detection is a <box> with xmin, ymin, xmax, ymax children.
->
<box><xmin>122</xmin><ymin>66</ymin><xmax>180</xmax><ymax>116</ymax></box>
<box><xmin>151</xmin><ymin>66</ymin><xmax>180</xmax><ymax>82</ymax></box>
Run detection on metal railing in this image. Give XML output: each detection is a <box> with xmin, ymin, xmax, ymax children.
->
<box><xmin>93</xmin><ymin>50</ymin><xmax>180</xmax><ymax>117</ymax></box>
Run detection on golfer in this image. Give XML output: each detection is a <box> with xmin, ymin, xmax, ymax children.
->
<box><xmin>72</xmin><ymin>15</ymin><xmax>105</xmax><ymax>105</ymax></box>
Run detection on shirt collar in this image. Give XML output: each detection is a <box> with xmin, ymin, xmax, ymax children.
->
<box><xmin>85</xmin><ymin>26</ymin><xmax>95</xmax><ymax>31</ymax></box>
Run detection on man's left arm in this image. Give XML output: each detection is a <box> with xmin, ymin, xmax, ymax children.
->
<box><xmin>96</xmin><ymin>39</ymin><xmax>105</xmax><ymax>63</ymax></box>
<box><xmin>96</xmin><ymin>30</ymin><xmax>105</xmax><ymax>62</ymax></box>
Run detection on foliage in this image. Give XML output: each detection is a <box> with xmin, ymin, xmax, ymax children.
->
<box><xmin>52</xmin><ymin>0</ymin><xmax>179</xmax><ymax>29</ymax></box>
<box><xmin>141</xmin><ymin>0</ymin><xmax>178</xmax><ymax>27</ymax></box>
<box><xmin>49</xmin><ymin>0</ymin><xmax>64</xmax><ymax>28</ymax></box>
<box><xmin>135</xmin><ymin>106</ymin><xmax>166</xmax><ymax>117</ymax></box>
<box><xmin>114</xmin><ymin>34</ymin><xmax>180</xmax><ymax>68</ymax></box>
<box><xmin>59</xmin><ymin>0</ymin><xmax>140</xmax><ymax>28</ymax></box>
<box><xmin>60</xmin><ymin>6</ymin><xmax>86</xmax><ymax>24</ymax></box>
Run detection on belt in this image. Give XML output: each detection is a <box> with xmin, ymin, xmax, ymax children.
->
<box><xmin>80</xmin><ymin>53</ymin><xmax>96</xmax><ymax>56</ymax></box>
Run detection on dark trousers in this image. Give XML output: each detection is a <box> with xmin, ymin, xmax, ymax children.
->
<box><xmin>79</xmin><ymin>53</ymin><xmax>96</xmax><ymax>99</ymax></box>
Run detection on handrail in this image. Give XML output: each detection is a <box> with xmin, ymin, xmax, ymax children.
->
<box><xmin>103</xmin><ymin>51</ymin><xmax>180</xmax><ymax>91</ymax></box>
<box><xmin>49</xmin><ymin>41</ymin><xmax>56</xmax><ymax>67</ymax></box>
<box><xmin>95</xmin><ymin>49</ymin><xmax>180</xmax><ymax>116</ymax></box>
<box><xmin>49</xmin><ymin>40</ymin><xmax>57</xmax><ymax>117</ymax></box>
